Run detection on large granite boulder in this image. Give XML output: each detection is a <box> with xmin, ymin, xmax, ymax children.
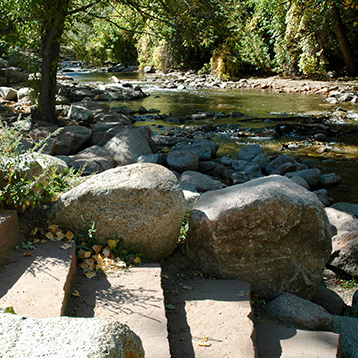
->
<box><xmin>51</xmin><ymin>163</ymin><xmax>186</xmax><ymax>261</ymax></box>
<box><xmin>186</xmin><ymin>175</ymin><xmax>332</xmax><ymax>300</ymax></box>
<box><xmin>0</xmin><ymin>314</ymin><xmax>144</xmax><ymax>358</ymax></box>
<box><xmin>104</xmin><ymin>126</ymin><xmax>157</xmax><ymax>166</ymax></box>
<box><xmin>53</xmin><ymin>125</ymin><xmax>92</xmax><ymax>155</ymax></box>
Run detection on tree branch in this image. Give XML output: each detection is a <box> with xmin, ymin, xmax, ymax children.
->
<box><xmin>68</xmin><ymin>0</ymin><xmax>104</xmax><ymax>16</ymax></box>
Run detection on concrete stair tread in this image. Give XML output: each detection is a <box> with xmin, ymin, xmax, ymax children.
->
<box><xmin>165</xmin><ymin>279</ymin><xmax>256</xmax><ymax>358</ymax></box>
<box><xmin>69</xmin><ymin>263</ymin><xmax>170</xmax><ymax>358</ymax></box>
<box><xmin>254</xmin><ymin>318</ymin><xmax>341</xmax><ymax>358</ymax></box>
<box><xmin>0</xmin><ymin>241</ymin><xmax>76</xmax><ymax>318</ymax></box>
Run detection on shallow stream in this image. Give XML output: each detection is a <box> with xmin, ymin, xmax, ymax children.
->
<box><xmin>69</xmin><ymin>70</ymin><xmax>358</xmax><ymax>203</ymax></box>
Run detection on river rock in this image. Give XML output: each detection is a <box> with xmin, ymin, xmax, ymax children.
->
<box><xmin>320</xmin><ymin>173</ymin><xmax>341</xmax><ymax>187</ymax></box>
<box><xmin>68</xmin><ymin>105</ymin><xmax>94</xmax><ymax>122</ymax></box>
<box><xmin>289</xmin><ymin>175</ymin><xmax>310</xmax><ymax>190</ymax></box>
<box><xmin>186</xmin><ymin>175</ymin><xmax>332</xmax><ymax>300</ymax></box>
<box><xmin>265</xmin><ymin>154</ymin><xmax>306</xmax><ymax>175</ymax></box>
<box><xmin>70</xmin><ymin>88</ymin><xmax>95</xmax><ymax>102</ymax></box>
<box><xmin>237</xmin><ymin>144</ymin><xmax>265</xmax><ymax>161</ymax></box>
<box><xmin>0</xmin><ymin>87</ymin><xmax>17</xmax><ymax>101</ymax></box>
<box><xmin>167</xmin><ymin>151</ymin><xmax>199</xmax><ymax>172</ymax></box>
<box><xmin>137</xmin><ymin>153</ymin><xmax>164</xmax><ymax>165</ymax></box>
<box><xmin>68</xmin><ymin>145</ymin><xmax>113</xmax><ymax>175</ymax></box>
<box><xmin>266</xmin><ymin>293</ymin><xmax>333</xmax><ymax>330</ymax></box>
<box><xmin>180</xmin><ymin>171</ymin><xmax>226</xmax><ymax>192</ymax></box>
<box><xmin>172</xmin><ymin>138</ymin><xmax>219</xmax><ymax>160</ymax></box>
<box><xmin>104</xmin><ymin>126</ymin><xmax>156</xmax><ymax>166</ymax></box>
<box><xmin>286</xmin><ymin>168</ymin><xmax>321</xmax><ymax>188</ymax></box>
<box><xmin>311</xmin><ymin>285</ymin><xmax>346</xmax><ymax>315</ymax></box>
<box><xmin>51</xmin><ymin>163</ymin><xmax>186</xmax><ymax>261</ymax></box>
<box><xmin>53</xmin><ymin>125</ymin><xmax>92</xmax><ymax>155</ymax></box>
<box><xmin>325</xmin><ymin>207</ymin><xmax>358</xmax><ymax>233</ymax></box>
<box><xmin>352</xmin><ymin>290</ymin><xmax>358</xmax><ymax>318</ymax></box>
<box><xmin>329</xmin><ymin>238</ymin><xmax>358</xmax><ymax>277</ymax></box>
<box><xmin>231</xmin><ymin>160</ymin><xmax>262</xmax><ymax>179</ymax></box>
<box><xmin>332</xmin><ymin>316</ymin><xmax>358</xmax><ymax>358</ymax></box>
<box><xmin>4</xmin><ymin>68</ymin><xmax>28</xmax><ymax>83</ymax></box>
<box><xmin>0</xmin><ymin>314</ymin><xmax>144</xmax><ymax>358</ymax></box>
<box><xmin>331</xmin><ymin>202</ymin><xmax>358</xmax><ymax>216</ymax></box>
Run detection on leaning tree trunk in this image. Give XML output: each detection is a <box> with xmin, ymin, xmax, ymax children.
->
<box><xmin>331</xmin><ymin>4</ymin><xmax>357</xmax><ymax>76</ymax></box>
<box><xmin>35</xmin><ymin>0</ymin><xmax>70</xmax><ymax>123</ymax></box>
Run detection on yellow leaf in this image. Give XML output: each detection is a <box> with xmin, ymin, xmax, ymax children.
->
<box><xmin>72</xmin><ymin>289</ymin><xmax>80</xmax><ymax>297</ymax></box>
<box><xmin>56</xmin><ymin>231</ymin><xmax>65</xmax><ymax>241</ymax></box>
<box><xmin>48</xmin><ymin>224</ymin><xmax>59</xmax><ymax>233</ymax></box>
<box><xmin>33</xmin><ymin>239</ymin><xmax>40</xmax><ymax>244</ymax></box>
<box><xmin>65</xmin><ymin>231</ymin><xmax>74</xmax><ymax>240</ymax></box>
<box><xmin>23</xmin><ymin>252</ymin><xmax>33</xmax><ymax>257</ymax></box>
<box><xmin>107</xmin><ymin>239</ymin><xmax>118</xmax><ymax>250</ymax></box>
<box><xmin>85</xmin><ymin>271</ymin><xmax>96</xmax><ymax>279</ymax></box>
<box><xmin>46</xmin><ymin>232</ymin><xmax>55</xmax><ymax>241</ymax></box>
<box><xmin>79</xmin><ymin>262</ymin><xmax>89</xmax><ymax>270</ymax></box>
<box><xmin>60</xmin><ymin>243</ymin><xmax>73</xmax><ymax>250</ymax></box>
<box><xmin>84</xmin><ymin>258</ymin><xmax>96</xmax><ymax>270</ymax></box>
<box><xmin>93</xmin><ymin>254</ymin><xmax>103</xmax><ymax>266</ymax></box>
<box><xmin>30</xmin><ymin>227</ymin><xmax>39</xmax><ymax>236</ymax></box>
<box><xmin>198</xmin><ymin>337</ymin><xmax>211</xmax><ymax>347</ymax></box>
<box><xmin>92</xmin><ymin>245</ymin><xmax>102</xmax><ymax>255</ymax></box>
<box><xmin>134</xmin><ymin>256</ymin><xmax>142</xmax><ymax>264</ymax></box>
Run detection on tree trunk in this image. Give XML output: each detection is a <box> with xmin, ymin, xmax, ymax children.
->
<box><xmin>35</xmin><ymin>0</ymin><xmax>70</xmax><ymax>123</ymax></box>
<box><xmin>331</xmin><ymin>4</ymin><xmax>357</xmax><ymax>76</ymax></box>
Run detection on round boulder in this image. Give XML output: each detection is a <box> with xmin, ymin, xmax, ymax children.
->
<box><xmin>186</xmin><ymin>175</ymin><xmax>332</xmax><ymax>300</ymax></box>
<box><xmin>51</xmin><ymin>163</ymin><xmax>186</xmax><ymax>261</ymax></box>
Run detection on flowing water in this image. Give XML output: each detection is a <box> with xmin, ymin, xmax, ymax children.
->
<box><xmin>69</xmin><ymin>70</ymin><xmax>358</xmax><ymax>203</ymax></box>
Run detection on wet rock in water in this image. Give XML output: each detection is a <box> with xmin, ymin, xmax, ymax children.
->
<box><xmin>231</xmin><ymin>111</ymin><xmax>246</xmax><ymax>117</ymax></box>
<box><xmin>52</xmin><ymin>163</ymin><xmax>186</xmax><ymax>261</ymax></box>
<box><xmin>314</xmin><ymin>133</ymin><xmax>328</xmax><ymax>142</ymax></box>
<box><xmin>237</xmin><ymin>144</ymin><xmax>265</xmax><ymax>162</ymax></box>
<box><xmin>180</xmin><ymin>170</ymin><xmax>226</xmax><ymax>193</ymax></box>
<box><xmin>320</xmin><ymin>173</ymin><xmax>341</xmax><ymax>187</ymax></box>
<box><xmin>104</xmin><ymin>126</ymin><xmax>156</xmax><ymax>166</ymax></box>
<box><xmin>311</xmin><ymin>285</ymin><xmax>346</xmax><ymax>315</ymax></box>
<box><xmin>332</xmin><ymin>316</ymin><xmax>358</xmax><ymax>358</ymax></box>
<box><xmin>167</xmin><ymin>150</ymin><xmax>199</xmax><ymax>172</ymax></box>
<box><xmin>231</xmin><ymin>171</ymin><xmax>250</xmax><ymax>184</ymax></box>
<box><xmin>198</xmin><ymin>161</ymin><xmax>217</xmax><ymax>172</ymax></box>
<box><xmin>286</xmin><ymin>168</ymin><xmax>321</xmax><ymax>188</ymax></box>
<box><xmin>331</xmin><ymin>202</ymin><xmax>358</xmax><ymax>216</ymax></box>
<box><xmin>191</xmin><ymin>113</ymin><xmax>207</xmax><ymax>120</ymax></box>
<box><xmin>187</xmin><ymin>175</ymin><xmax>332</xmax><ymax>300</ymax></box>
<box><xmin>266</xmin><ymin>293</ymin><xmax>333</xmax><ymax>330</ymax></box>
<box><xmin>0</xmin><ymin>314</ymin><xmax>144</xmax><ymax>358</ymax></box>
<box><xmin>137</xmin><ymin>106</ymin><xmax>148</xmax><ymax>114</ymax></box>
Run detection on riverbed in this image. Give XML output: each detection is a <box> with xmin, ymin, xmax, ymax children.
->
<box><xmin>67</xmin><ymin>69</ymin><xmax>358</xmax><ymax>203</ymax></box>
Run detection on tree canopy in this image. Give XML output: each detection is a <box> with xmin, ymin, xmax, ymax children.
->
<box><xmin>0</xmin><ymin>0</ymin><xmax>357</xmax><ymax>122</ymax></box>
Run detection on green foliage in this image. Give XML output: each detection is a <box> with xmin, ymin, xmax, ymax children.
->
<box><xmin>0</xmin><ymin>119</ymin><xmax>82</xmax><ymax>211</ymax></box>
<box><xmin>342</xmin><ymin>277</ymin><xmax>356</xmax><ymax>289</ymax></box>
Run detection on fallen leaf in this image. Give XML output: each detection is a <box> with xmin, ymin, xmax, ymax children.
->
<box><xmin>0</xmin><ymin>306</ymin><xmax>16</xmax><ymax>314</ymax></box>
<box><xmin>65</xmin><ymin>231</ymin><xmax>74</xmax><ymax>240</ymax></box>
<box><xmin>48</xmin><ymin>224</ymin><xmax>59</xmax><ymax>233</ymax></box>
<box><xmin>134</xmin><ymin>256</ymin><xmax>142</xmax><ymax>264</ymax></box>
<box><xmin>33</xmin><ymin>239</ymin><xmax>40</xmax><ymax>244</ymax></box>
<box><xmin>30</xmin><ymin>227</ymin><xmax>38</xmax><ymax>236</ymax></box>
<box><xmin>198</xmin><ymin>337</ymin><xmax>211</xmax><ymax>347</ymax></box>
<box><xmin>23</xmin><ymin>252</ymin><xmax>33</xmax><ymax>257</ymax></box>
<box><xmin>102</xmin><ymin>248</ymin><xmax>111</xmax><ymax>257</ymax></box>
<box><xmin>84</xmin><ymin>258</ymin><xmax>96</xmax><ymax>270</ymax></box>
<box><xmin>45</xmin><ymin>232</ymin><xmax>55</xmax><ymax>241</ymax></box>
<box><xmin>92</xmin><ymin>245</ymin><xmax>102</xmax><ymax>255</ymax></box>
<box><xmin>183</xmin><ymin>285</ymin><xmax>193</xmax><ymax>291</ymax></box>
<box><xmin>162</xmin><ymin>274</ymin><xmax>169</xmax><ymax>280</ymax></box>
<box><xmin>116</xmin><ymin>260</ymin><xmax>127</xmax><ymax>269</ymax></box>
<box><xmin>56</xmin><ymin>231</ymin><xmax>65</xmax><ymax>241</ymax></box>
<box><xmin>79</xmin><ymin>262</ymin><xmax>89</xmax><ymax>270</ymax></box>
<box><xmin>72</xmin><ymin>289</ymin><xmax>80</xmax><ymax>297</ymax></box>
<box><xmin>107</xmin><ymin>239</ymin><xmax>118</xmax><ymax>250</ymax></box>
<box><xmin>85</xmin><ymin>271</ymin><xmax>96</xmax><ymax>279</ymax></box>
<box><xmin>78</xmin><ymin>249</ymin><xmax>92</xmax><ymax>259</ymax></box>
<box><xmin>60</xmin><ymin>243</ymin><xmax>73</xmax><ymax>250</ymax></box>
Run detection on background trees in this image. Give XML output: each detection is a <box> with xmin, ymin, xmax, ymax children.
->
<box><xmin>1</xmin><ymin>0</ymin><xmax>357</xmax><ymax>122</ymax></box>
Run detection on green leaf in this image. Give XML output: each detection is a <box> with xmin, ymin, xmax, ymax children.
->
<box><xmin>0</xmin><ymin>306</ymin><xmax>16</xmax><ymax>314</ymax></box>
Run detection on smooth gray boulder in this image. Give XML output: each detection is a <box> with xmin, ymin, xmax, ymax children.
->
<box><xmin>53</xmin><ymin>125</ymin><xmax>92</xmax><ymax>155</ymax></box>
<box><xmin>266</xmin><ymin>293</ymin><xmax>333</xmax><ymax>330</ymax></box>
<box><xmin>237</xmin><ymin>145</ymin><xmax>269</xmax><ymax>169</ymax></box>
<box><xmin>187</xmin><ymin>175</ymin><xmax>332</xmax><ymax>300</ymax></box>
<box><xmin>311</xmin><ymin>285</ymin><xmax>346</xmax><ymax>315</ymax></box>
<box><xmin>331</xmin><ymin>202</ymin><xmax>358</xmax><ymax>217</ymax></box>
<box><xmin>180</xmin><ymin>171</ymin><xmax>226</xmax><ymax>192</ymax></box>
<box><xmin>167</xmin><ymin>150</ymin><xmax>199</xmax><ymax>172</ymax></box>
<box><xmin>325</xmin><ymin>207</ymin><xmax>358</xmax><ymax>234</ymax></box>
<box><xmin>286</xmin><ymin>168</ymin><xmax>321</xmax><ymax>188</ymax></box>
<box><xmin>104</xmin><ymin>126</ymin><xmax>156</xmax><ymax>166</ymax></box>
<box><xmin>0</xmin><ymin>87</ymin><xmax>17</xmax><ymax>101</ymax></box>
<box><xmin>0</xmin><ymin>314</ymin><xmax>144</xmax><ymax>358</ymax></box>
<box><xmin>51</xmin><ymin>163</ymin><xmax>186</xmax><ymax>261</ymax></box>
<box><xmin>68</xmin><ymin>105</ymin><xmax>94</xmax><ymax>122</ymax></box>
<box><xmin>265</xmin><ymin>154</ymin><xmax>304</xmax><ymax>175</ymax></box>
<box><xmin>172</xmin><ymin>138</ymin><xmax>219</xmax><ymax>160</ymax></box>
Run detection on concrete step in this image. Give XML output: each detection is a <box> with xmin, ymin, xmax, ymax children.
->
<box><xmin>0</xmin><ymin>241</ymin><xmax>76</xmax><ymax>317</ymax></box>
<box><xmin>0</xmin><ymin>210</ymin><xmax>19</xmax><ymax>261</ymax></box>
<box><xmin>68</xmin><ymin>263</ymin><xmax>170</xmax><ymax>358</ymax></box>
<box><xmin>164</xmin><ymin>279</ymin><xmax>256</xmax><ymax>358</ymax></box>
<box><xmin>254</xmin><ymin>318</ymin><xmax>342</xmax><ymax>358</ymax></box>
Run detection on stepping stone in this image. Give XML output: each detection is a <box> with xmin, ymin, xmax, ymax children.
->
<box><xmin>0</xmin><ymin>210</ymin><xmax>19</xmax><ymax>261</ymax></box>
<box><xmin>254</xmin><ymin>319</ymin><xmax>341</xmax><ymax>357</ymax></box>
<box><xmin>0</xmin><ymin>241</ymin><xmax>76</xmax><ymax>317</ymax></box>
<box><xmin>69</xmin><ymin>263</ymin><xmax>170</xmax><ymax>358</ymax></box>
<box><xmin>165</xmin><ymin>279</ymin><xmax>256</xmax><ymax>358</ymax></box>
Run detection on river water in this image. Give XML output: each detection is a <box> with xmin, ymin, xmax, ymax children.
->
<box><xmin>69</xmin><ymin>70</ymin><xmax>358</xmax><ymax>203</ymax></box>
